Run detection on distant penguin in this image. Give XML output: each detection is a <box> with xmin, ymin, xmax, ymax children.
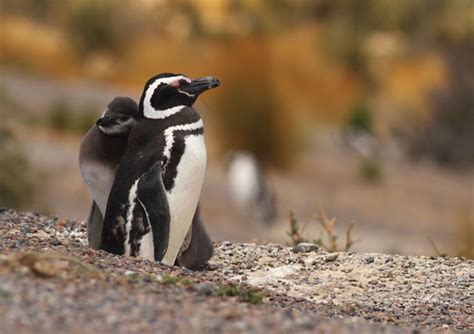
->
<box><xmin>100</xmin><ymin>73</ymin><xmax>220</xmax><ymax>267</ymax></box>
<box><xmin>226</xmin><ymin>151</ymin><xmax>276</xmax><ymax>224</ymax></box>
<box><xmin>79</xmin><ymin>97</ymin><xmax>139</xmax><ymax>249</ymax></box>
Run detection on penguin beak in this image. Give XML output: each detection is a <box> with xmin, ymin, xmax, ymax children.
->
<box><xmin>96</xmin><ymin>113</ymin><xmax>115</xmax><ymax>127</ymax></box>
<box><xmin>96</xmin><ymin>118</ymin><xmax>104</xmax><ymax>126</ymax></box>
<box><xmin>180</xmin><ymin>76</ymin><xmax>221</xmax><ymax>95</ymax></box>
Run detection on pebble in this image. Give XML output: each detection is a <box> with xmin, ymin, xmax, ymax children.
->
<box><xmin>293</xmin><ymin>243</ymin><xmax>318</xmax><ymax>253</ymax></box>
<box><xmin>194</xmin><ymin>283</ymin><xmax>214</xmax><ymax>296</ymax></box>
<box><xmin>362</xmin><ymin>255</ymin><xmax>375</xmax><ymax>264</ymax></box>
<box><xmin>325</xmin><ymin>253</ymin><xmax>339</xmax><ymax>262</ymax></box>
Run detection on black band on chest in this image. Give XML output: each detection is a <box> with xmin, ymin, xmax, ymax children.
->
<box><xmin>163</xmin><ymin>127</ymin><xmax>204</xmax><ymax>191</ymax></box>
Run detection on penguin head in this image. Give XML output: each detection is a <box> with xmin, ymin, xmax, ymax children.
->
<box><xmin>139</xmin><ymin>73</ymin><xmax>221</xmax><ymax>119</ymax></box>
<box><xmin>96</xmin><ymin>96</ymin><xmax>139</xmax><ymax>136</ymax></box>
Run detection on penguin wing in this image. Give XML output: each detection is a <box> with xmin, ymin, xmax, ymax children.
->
<box><xmin>86</xmin><ymin>201</ymin><xmax>103</xmax><ymax>250</ymax></box>
<box><xmin>136</xmin><ymin>161</ymin><xmax>170</xmax><ymax>262</ymax></box>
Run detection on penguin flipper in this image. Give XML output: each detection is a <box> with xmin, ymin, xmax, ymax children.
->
<box><xmin>176</xmin><ymin>206</ymin><xmax>214</xmax><ymax>270</ymax></box>
<box><xmin>86</xmin><ymin>201</ymin><xmax>103</xmax><ymax>250</ymax></box>
<box><xmin>137</xmin><ymin>161</ymin><xmax>170</xmax><ymax>262</ymax></box>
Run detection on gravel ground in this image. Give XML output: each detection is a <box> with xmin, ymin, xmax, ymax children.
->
<box><xmin>0</xmin><ymin>209</ymin><xmax>472</xmax><ymax>333</ymax></box>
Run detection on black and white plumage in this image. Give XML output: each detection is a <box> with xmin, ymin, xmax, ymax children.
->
<box><xmin>79</xmin><ymin>97</ymin><xmax>139</xmax><ymax>249</ymax></box>
<box><xmin>100</xmin><ymin>73</ymin><xmax>220</xmax><ymax>267</ymax></box>
<box><xmin>226</xmin><ymin>151</ymin><xmax>277</xmax><ymax>224</ymax></box>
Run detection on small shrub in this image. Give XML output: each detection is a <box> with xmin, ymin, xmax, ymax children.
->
<box><xmin>216</xmin><ymin>284</ymin><xmax>262</xmax><ymax>304</ymax></box>
<box><xmin>287</xmin><ymin>204</ymin><xmax>356</xmax><ymax>252</ymax></box>
<box><xmin>239</xmin><ymin>290</ymin><xmax>263</xmax><ymax>304</ymax></box>
<box><xmin>216</xmin><ymin>284</ymin><xmax>240</xmax><ymax>297</ymax></box>
<box><xmin>161</xmin><ymin>274</ymin><xmax>193</xmax><ymax>286</ymax></box>
<box><xmin>286</xmin><ymin>211</ymin><xmax>308</xmax><ymax>245</ymax></box>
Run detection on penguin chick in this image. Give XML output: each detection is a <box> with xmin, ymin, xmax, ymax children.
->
<box><xmin>79</xmin><ymin>97</ymin><xmax>139</xmax><ymax>249</ymax></box>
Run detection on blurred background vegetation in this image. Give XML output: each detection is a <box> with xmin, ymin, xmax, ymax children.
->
<box><xmin>0</xmin><ymin>0</ymin><xmax>472</xmax><ymax>257</ymax></box>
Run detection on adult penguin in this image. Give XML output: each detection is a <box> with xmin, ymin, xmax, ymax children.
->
<box><xmin>100</xmin><ymin>73</ymin><xmax>220</xmax><ymax>267</ymax></box>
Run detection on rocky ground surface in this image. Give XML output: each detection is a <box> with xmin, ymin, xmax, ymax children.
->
<box><xmin>0</xmin><ymin>209</ymin><xmax>473</xmax><ymax>333</ymax></box>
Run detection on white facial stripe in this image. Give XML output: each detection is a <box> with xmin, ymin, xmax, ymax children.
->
<box><xmin>144</xmin><ymin>105</ymin><xmax>187</xmax><ymax>119</ymax></box>
<box><xmin>153</xmin><ymin>75</ymin><xmax>190</xmax><ymax>86</ymax></box>
<box><xmin>143</xmin><ymin>75</ymin><xmax>191</xmax><ymax>120</ymax></box>
<box><xmin>177</xmin><ymin>89</ymin><xmax>195</xmax><ymax>98</ymax></box>
<box><xmin>163</xmin><ymin>119</ymin><xmax>204</xmax><ymax>160</ymax></box>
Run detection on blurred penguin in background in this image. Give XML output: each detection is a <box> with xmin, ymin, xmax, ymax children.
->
<box><xmin>226</xmin><ymin>151</ymin><xmax>276</xmax><ymax>224</ymax></box>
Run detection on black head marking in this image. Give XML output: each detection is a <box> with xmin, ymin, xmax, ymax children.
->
<box><xmin>139</xmin><ymin>73</ymin><xmax>221</xmax><ymax>119</ymax></box>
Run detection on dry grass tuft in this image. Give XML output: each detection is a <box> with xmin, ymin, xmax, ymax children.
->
<box><xmin>287</xmin><ymin>210</ymin><xmax>308</xmax><ymax>245</ymax></box>
<box><xmin>287</xmin><ymin>203</ymin><xmax>356</xmax><ymax>252</ymax></box>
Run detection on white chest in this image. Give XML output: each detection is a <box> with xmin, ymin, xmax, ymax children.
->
<box><xmin>137</xmin><ymin>133</ymin><xmax>207</xmax><ymax>264</ymax></box>
<box><xmin>161</xmin><ymin>134</ymin><xmax>207</xmax><ymax>265</ymax></box>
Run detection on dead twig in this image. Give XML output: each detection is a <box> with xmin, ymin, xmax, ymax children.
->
<box><xmin>427</xmin><ymin>238</ymin><xmax>447</xmax><ymax>257</ymax></box>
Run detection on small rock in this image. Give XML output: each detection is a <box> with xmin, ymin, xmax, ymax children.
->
<box><xmin>325</xmin><ymin>253</ymin><xmax>339</xmax><ymax>262</ymax></box>
<box><xmin>293</xmin><ymin>243</ymin><xmax>318</xmax><ymax>253</ymax></box>
<box><xmin>179</xmin><ymin>267</ymin><xmax>192</xmax><ymax>275</ymax></box>
<box><xmin>50</xmin><ymin>239</ymin><xmax>62</xmax><ymax>246</ymax></box>
<box><xmin>194</xmin><ymin>282</ymin><xmax>214</xmax><ymax>296</ymax></box>
<box><xmin>362</xmin><ymin>255</ymin><xmax>375</xmax><ymax>264</ymax></box>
